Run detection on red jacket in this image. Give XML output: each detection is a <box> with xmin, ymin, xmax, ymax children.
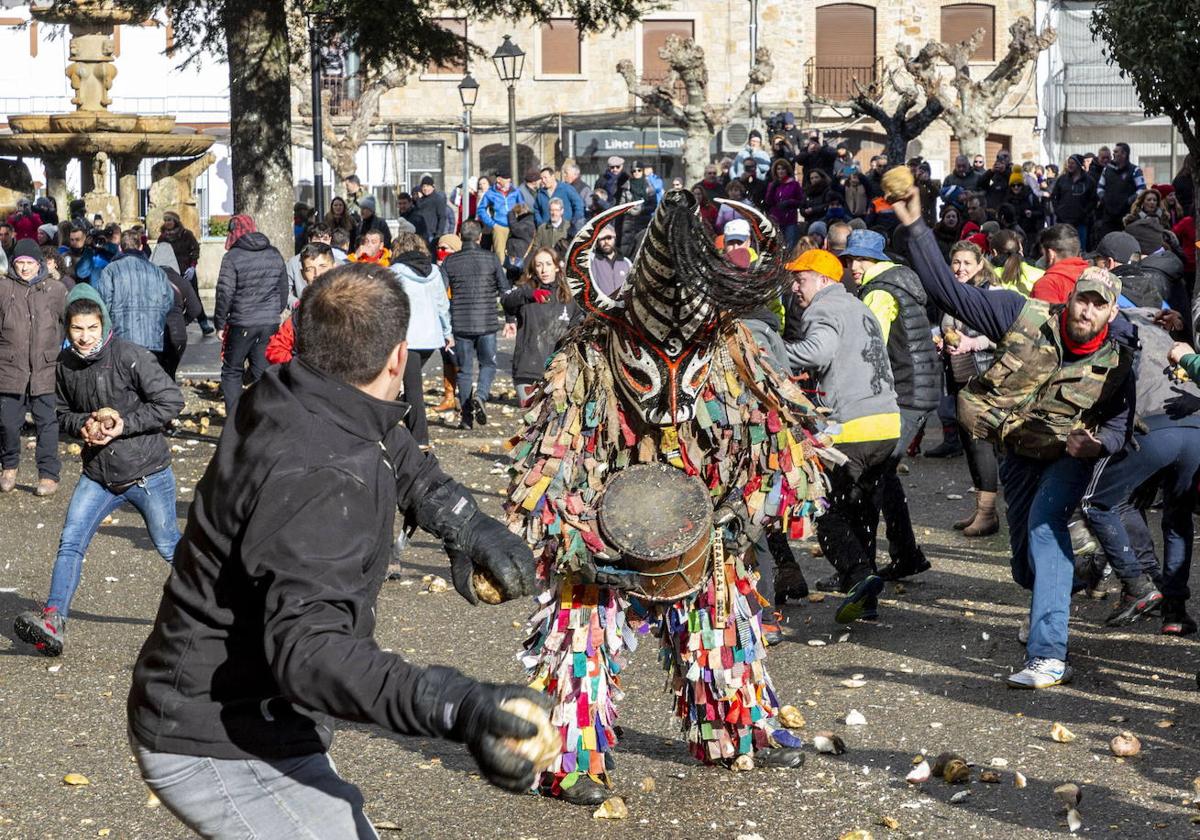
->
<box><xmin>1030</xmin><ymin>257</ymin><xmax>1089</xmax><ymax>304</ymax></box>
<box><xmin>7</xmin><ymin>211</ymin><xmax>43</xmax><ymax>241</ymax></box>
<box><xmin>264</xmin><ymin>316</ymin><xmax>295</xmax><ymax>365</ymax></box>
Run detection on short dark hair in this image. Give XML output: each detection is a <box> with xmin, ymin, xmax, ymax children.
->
<box><xmin>65</xmin><ymin>221</ymin><xmax>87</xmax><ymax>237</ymax></box>
<box><xmin>105</xmin><ymin>223</ymin><xmax>122</xmax><ymax>239</ymax></box>
<box><xmin>1039</xmin><ymin>224</ymin><xmax>1081</xmax><ymax>258</ymax></box>
<box><xmin>120</xmin><ymin>229</ymin><xmax>143</xmax><ymax>252</ymax></box>
<box><xmin>396</xmin><ymin>192</ymin><xmax>413</xmax><ymax>204</ymax></box>
<box><xmin>300</xmin><ymin>242</ymin><xmax>334</xmax><ymax>263</ymax></box>
<box><xmin>540</xmin><ymin>166</ymin><xmax>555</xmax><ymax>176</ymax></box>
<box><xmin>0</xmin><ymin>222</ymin><xmax>12</xmax><ymax>234</ymax></box>
<box><xmin>361</xmin><ymin>228</ymin><xmax>384</xmax><ymax>243</ymax></box>
<box><xmin>296</xmin><ymin>263</ymin><xmax>410</xmax><ymax>386</ymax></box>
<box><xmin>1114</xmin><ymin>142</ymin><xmax>1131</xmax><ymax>155</ymax></box>
<box><xmin>65</xmin><ymin>296</ymin><xmax>103</xmax><ymax>323</ymax></box>
<box><xmin>331</xmin><ymin>228</ymin><xmax>351</xmax><ymax>250</ymax></box>
<box><xmin>461</xmin><ymin>220</ymin><xmax>483</xmax><ymax>244</ymax></box>
<box><xmin>307</xmin><ymin>221</ymin><xmax>331</xmax><ymax>241</ymax></box>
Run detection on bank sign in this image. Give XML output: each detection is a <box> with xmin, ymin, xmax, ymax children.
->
<box><xmin>573</xmin><ymin>129</ymin><xmax>686</xmax><ymax>160</ymax></box>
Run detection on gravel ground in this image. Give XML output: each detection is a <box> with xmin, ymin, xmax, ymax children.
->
<box><xmin>0</xmin><ymin>332</ymin><xmax>1197</xmax><ymax>840</ymax></box>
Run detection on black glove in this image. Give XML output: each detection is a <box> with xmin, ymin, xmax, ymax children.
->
<box><xmin>445</xmin><ymin>679</ymin><xmax>554</xmax><ymax>793</ymax></box>
<box><xmin>414</xmin><ymin>479</ymin><xmax>537</xmax><ymax>605</ymax></box>
<box><xmin>448</xmin><ymin>512</ymin><xmax>537</xmax><ymax>604</ymax></box>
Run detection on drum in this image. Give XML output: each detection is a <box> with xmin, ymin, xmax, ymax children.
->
<box><xmin>597</xmin><ymin>463</ymin><xmax>713</xmax><ymax>602</ymax></box>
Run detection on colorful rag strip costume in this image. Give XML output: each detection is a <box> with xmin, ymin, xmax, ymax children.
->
<box><xmin>503</xmin><ymin>191</ymin><xmax>834</xmax><ymax>794</ymax></box>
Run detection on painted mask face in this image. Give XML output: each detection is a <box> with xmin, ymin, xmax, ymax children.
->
<box><xmin>566</xmin><ymin>189</ymin><xmax>785</xmax><ymax>427</ymax></box>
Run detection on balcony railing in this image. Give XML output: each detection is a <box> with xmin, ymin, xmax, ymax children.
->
<box><xmin>321</xmin><ymin>74</ymin><xmax>362</xmax><ymax>118</ymax></box>
<box><xmin>805</xmin><ymin>57</ymin><xmax>884</xmax><ymax>100</ymax></box>
<box><xmin>1051</xmin><ymin>66</ymin><xmax>1145</xmax><ymax>123</ymax></box>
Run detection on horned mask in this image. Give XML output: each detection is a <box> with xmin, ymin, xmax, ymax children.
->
<box><xmin>565</xmin><ymin>189</ymin><xmax>787</xmax><ymax>426</ymax></box>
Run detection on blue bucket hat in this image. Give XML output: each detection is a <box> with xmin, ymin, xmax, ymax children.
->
<box><xmin>840</xmin><ymin>229</ymin><xmax>889</xmax><ymax>262</ymax></box>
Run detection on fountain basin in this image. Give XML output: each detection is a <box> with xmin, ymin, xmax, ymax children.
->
<box><xmin>30</xmin><ymin>0</ymin><xmax>135</xmax><ymax>26</ymax></box>
<box><xmin>7</xmin><ymin>115</ymin><xmax>52</xmax><ymax>134</ymax></box>
<box><xmin>0</xmin><ymin>132</ymin><xmax>215</xmax><ymax>158</ymax></box>
<box><xmin>50</xmin><ymin>112</ymin><xmax>140</xmax><ymax>133</ymax></box>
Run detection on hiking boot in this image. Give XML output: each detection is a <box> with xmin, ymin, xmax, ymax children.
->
<box><xmin>835</xmin><ymin>575</ymin><xmax>884</xmax><ymax>624</ymax></box>
<box><xmin>962</xmin><ymin>491</ymin><xmax>999</xmax><ymax>537</ymax></box>
<box><xmin>924</xmin><ymin>425</ymin><xmax>963</xmax><ymax>458</ymax></box>
<box><xmin>470</xmin><ymin>394</ymin><xmax>488</xmax><ymax>427</ymax></box>
<box><xmin>1006</xmin><ymin>657</ymin><xmax>1072</xmax><ymax>689</ymax></box>
<box><xmin>549</xmin><ymin>777</ymin><xmax>610</xmax><ymax>807</ymax></box>
<box><xmin>1161</xmin><ymin>599</ymin><xmax>1197</xmax><ymax>636</ymax></box>
<box><xmin>1067</xmin><ymin>515</ymin><xmax>1100</xmax><ymax>557</ymax></box>
<box><xmin>35</xmin><ymin>478</ymin><xmax>58</xmax><ymax>497</ymax></box>
<box><xmin>14</xmin><ymin>608</ymin><xmax>65</xmax><ymax>657</ymax></box>
<box><xmin>774</xmin><ymin>562</ymin><xmax>809</xmax><ymax>604</ymax></box>
<box><xmin>1105</xmin><ymin>576</ymin><xmax>1163</xmax><ymax>626</ymax></box>
<box><xmin>877</xmin><ymin>551</ymin><xmax>931</xmax><ymax>582</ymax></box>
<box><xmin>0</xmin><ymin>468</ymin><xmax>16</xmax><ymax>493</ymax></box>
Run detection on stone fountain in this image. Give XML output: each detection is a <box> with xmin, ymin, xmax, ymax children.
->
<box><xmin>0</xmin><ymin>0</ymin><xmax>215</xmax><ymax>236</ymax></box>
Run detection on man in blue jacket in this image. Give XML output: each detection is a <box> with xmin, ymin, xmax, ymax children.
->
<box><xmin>477</xmin><ymin>168</ymin><xmax>523</xmax><ymax>259</ymax></box>
<box><xmin>94</xmin><ymin>229</ymin><xmax>173</xmax><ymax>357</ymax></box>
<box><xmin>890</xmin><ymin>185</ymin><xmax>1137</xmax><ymax>690</ymax></box>
<box><xmin>533</xmin><ymin>166</ymin><xmax>584</xmax><ymax>234</ymax></box>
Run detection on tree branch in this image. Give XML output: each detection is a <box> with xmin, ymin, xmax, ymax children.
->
<box><xmin>717</xmin><ymin>46</ymin><xmax>774</xmax><ymax>130</ymax></box>
<box><xmin>617</xmin><ymin>57</ymin><xmax>686</xmax><ymax>126</ymax></box>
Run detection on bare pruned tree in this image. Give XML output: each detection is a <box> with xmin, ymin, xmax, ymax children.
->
<box><xmin>899</xmin><ymin>16</ymin><xmax>1056</xmax><ymax>158</ymax></box>
<box><xmin>617</xmin><ymin>34</ymin><xmax>773</xmax><ymax>183</ymax></box>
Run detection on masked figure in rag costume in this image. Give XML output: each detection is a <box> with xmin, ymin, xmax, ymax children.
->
<box><xmin>495</xmin><ymin>189</ymin><xmax>837</xmax><ymax>805</ymax></box>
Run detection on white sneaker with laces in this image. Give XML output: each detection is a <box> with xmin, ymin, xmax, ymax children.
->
<box><xmin>1006</xmin><ymin>657</ymin><xmax>1072</xmax><ymax>689</ymax></box>
<box><xmin>1018</xmin><ymin>615</ymin><xmax>1030</xmax><ymax>645</ymax></box>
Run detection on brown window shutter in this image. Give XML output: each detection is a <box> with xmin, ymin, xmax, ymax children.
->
<box><xmin>541</xmin><ymin>19</ymin><xmax>581</xmax><ymax>75</ymax></box>
<box><xmin>426</xmin><ymin>18</ymin><xmax>467</xmax><ymax>74</ymax></box>
<box><xmin>940</xmin><ymin>4</ymin><xmax>995</xmax><ymax>61</ymax></box>
<box><xmin>813</xmin><ymin>4</ymin><xmax>876</xmax><ymax>97</ymax></box>
<box><xmin>641</xmin><ymin>20</ymin><xmax>694</xmax><ymax>85</ymax></box>
<box><xmin>949</xmin><ymin>133</ymin><xmax>1011</xmax><ymax>164</ymax></box>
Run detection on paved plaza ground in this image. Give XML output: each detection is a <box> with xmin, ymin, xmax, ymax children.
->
<box><xmin>0</xmin><ymin>331</ymin><xmax>1197</xmax><ymax>839</ymax></box>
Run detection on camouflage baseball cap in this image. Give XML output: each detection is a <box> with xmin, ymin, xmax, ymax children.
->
<box><xmin>1073</xmin><ymin>266</ymin><xmax>1122</xmax><ymax>305</ymax></box>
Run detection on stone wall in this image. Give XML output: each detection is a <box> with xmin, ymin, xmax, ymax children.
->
<box><xmin>361</xmin><ymin>0</ymin><xmax>1043</xmax><ymax>186</ymax></box>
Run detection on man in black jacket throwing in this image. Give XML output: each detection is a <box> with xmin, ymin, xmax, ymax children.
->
<box><xmin>890</xmin><ymin>185</ymin><xmax>1136</xmax><ymax>690</ymax></box>
<box><xmin>15</xmin><ymin>284</ymin><xmax>184</xmax><ymax>656</ymax></box>
<box><xmin>127</xmin><ymin>262</ymin><xmax>545</xmax><ymax>837</ymax></box>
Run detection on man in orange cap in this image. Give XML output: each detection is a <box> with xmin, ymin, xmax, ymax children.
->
<box><xmin>784</xmin><ymin>249</ymin><xmax>901</xmax><ymax>624</ymax></box>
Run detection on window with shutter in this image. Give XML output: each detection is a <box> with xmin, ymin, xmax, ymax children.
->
<box><xmin>949</xmin><ymin>134</ymin><xmax>1011</xmax><ymax>164</ymax></box>
<box><xmin>813</xmin><ymin>4</ymin><xmax>876</xmax><ymax>98</ymax></box>
<box><xmin>940</xmin><ymin>4</ymin><xmax>995</xmax><ymax>61</ymax></box>
<box><xmin>541</xmin><ymin>19</ymin><xmax>581</xmax><ymax>76</ymax></box>
<box><xmin>425</xmin><ymin>18</ymin><xmax>467</xmax><ymax>75</ymax></box>
<box><xmin>641</xmin><ymin>20</ymin><xmax>694</xmax><ymax>85</ymax></box>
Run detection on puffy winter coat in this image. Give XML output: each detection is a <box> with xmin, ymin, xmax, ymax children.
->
<box><xmin>477</xmin><ymin>186</ymin><xmax>523</xmax><ymax>230</ymax></box>
<box><xmin>94</xmin><ymin>251</ymin><xmax>173</xmax><ymax>352</ymax></box>
<box><xmin>57</xmin><ymin>328</ymin><xmax>183</xmax><ymax>488</ymax></box>
<box><xmin>441</xmin><ymin>243</ymin><xmax>510</xmax><ymax>336</ymax></box>
<box><xmin>390</xmin><ymin>250</ymin><xmax>450</xmax><ymax>351</ymax></box>
<box><xmin>501</xmin><ymin>283</ymin><xmax>580</xmax><ymax>381</ymax></box>
<box><xmin>214</xmin><ymin>233</ymin><xmax>288</xmax><ymax>330</ymax></box>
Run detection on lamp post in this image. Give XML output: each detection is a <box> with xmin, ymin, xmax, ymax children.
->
<box><xmin>306</xmin><ymin>15</ymin><xmax>325</xmax><ymax>219</ymax></box>
<box><xmin>492</xmin><ymin>35</ymin><xmax>525</xmax><ymax>185</ymax></box>
<box><xmin>457</xmin><ymin>73</ymin><xmax>479</xmax><ymax>231</ymax></box>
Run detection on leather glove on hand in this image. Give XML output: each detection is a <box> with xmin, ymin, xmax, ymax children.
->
<box><xmin>448</xmin><ymin>513</ymin><xmax>537</xmax><ymax>605</ymax></box>
<box><xmin>450</xmin><ymin>681</ymin><xmax>554</xmax><ymax>793</ymax></box>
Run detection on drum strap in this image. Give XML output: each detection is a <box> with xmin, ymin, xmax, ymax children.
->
<box><xmin>712</xmin><ymin>533</ymin><xmax>728</xmax><ymax>629</ymax></box>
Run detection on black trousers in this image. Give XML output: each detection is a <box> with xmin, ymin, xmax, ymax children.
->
<box><xmin>817</xmin><ymin>437</ymin><xmax>897</xmax><ymax>588</ymax></box>
<box><xmin>0</xmin><ymin>390</ymin><xmax>59</xmax><ymax>480</ymax></box>
<box><xmin>402</xmin><ymin>349</ymin><xmax>435</xmax><ymax>445</ymax></box>
<box><xmin>877</xmin><ymin>408</ymin><xmax>929</xmax><ymax>565</ymax></box>
<box><xmin>221</xmin><ymin>324</ymin><xmax>275</xmax><ymax>416</ymax></box>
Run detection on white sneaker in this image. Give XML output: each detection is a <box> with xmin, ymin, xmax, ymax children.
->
<box><xmin>1006</xmin><ymin>657</ymin><xmax>1072</xmax><ymax>689</ymax></box>
<box><xmin>1018</xmin><ymin>616</ymin><xmax>1030</xmax><ymax>644</ymax></box>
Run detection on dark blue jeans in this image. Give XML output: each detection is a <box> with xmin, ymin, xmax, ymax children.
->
<box><xmin>454</xmin><ymin>332</ymin><xmax>497</xmax><ymax>409</ymax></box>
<box><xmin>1082</xmin><ymin>424</ymin><xmax>1200</xmax><ymax>601</ymax></box>
<box><xmin>999</xmin><ymin>450</ymin><xmax>1097</xmax><ymax>661</ymax></box>
<box><xmin>47</xmin><ymin>467</ymin><xmax>180</xmax><ymax>618</ymax></box>
<box><xmin>221</xmin><ymin>324</ymin><xmax>275</xmax><ymax>416</ymax></box>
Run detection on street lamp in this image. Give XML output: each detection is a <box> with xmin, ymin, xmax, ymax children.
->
<box><xmin>457</xmin><ymin>73</ymin><xmax>479</xmax><ymax>230</ymax></box>
<box><xmin>306</xmin><ymin>14</ymin><xmax>326</xmax><ymax>219</ymax></box>
<box><xmin>492</xmin><ymin>35</ymin><xmax>525</xmax><ymax>186</ymax></box>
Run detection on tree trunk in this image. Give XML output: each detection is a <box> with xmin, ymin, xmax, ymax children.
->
<box><xmin>225</xmin><ymin>0</ymin><xmax>294</xmax><ymax>257</ymax></box>
<box><xmin>953</xmin><ymin>131</ymin><xmax>986</xmax><ymax>159</ymax></box>
<box><xmin>884</xmin><ymin>132</ymin><xmax>909</xmax><ymax>168</ymax></box>
<box><xmin>681</xmin><ymin>127</ymin><xmax>711</xmax><ymax>186</ymax></box>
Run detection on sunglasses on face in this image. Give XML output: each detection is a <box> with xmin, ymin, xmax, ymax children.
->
<box><xmin>609</xmin><ymin>165</ymin><xmax>621</xmax><ymax>170</ymax></box>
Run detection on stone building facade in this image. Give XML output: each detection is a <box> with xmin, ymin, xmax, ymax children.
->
<box><xmin>341</xmin><ymin>0</ymin><xmax>1044</xmax><ymax>207</ymax></box>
